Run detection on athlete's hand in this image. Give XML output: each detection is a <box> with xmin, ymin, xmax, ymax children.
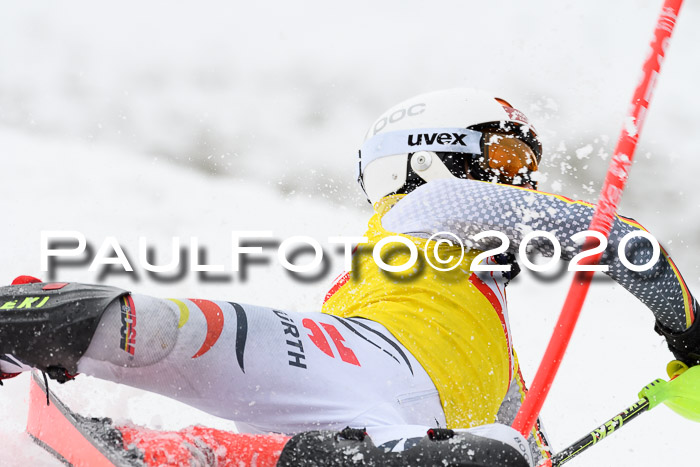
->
<box><xmin>656</xmin><ymin>319</ymin><xmax>700</xmax><ymax>367</ymax></box>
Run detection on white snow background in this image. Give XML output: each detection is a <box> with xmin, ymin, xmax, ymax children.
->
<box><xmin>1</xmin><ymin>1</ymin><xmax>699</xmax><ymax>465</ymax></box>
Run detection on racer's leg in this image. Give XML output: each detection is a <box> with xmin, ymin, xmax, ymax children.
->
<box><xmin>0</xmin><ymin>286</ymin><xmax>533</xmax><ymax>465</ymax></box>
<box><xmin>75</xmin><ymin>294</ymin><xmax>446</xmax><ymax>433</ymax></box>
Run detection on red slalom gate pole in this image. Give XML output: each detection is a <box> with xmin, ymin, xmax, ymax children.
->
<box><xmin>512</xmin><ymin>0</ymin><xmax>684</xmax><ymax>438</ymax></box>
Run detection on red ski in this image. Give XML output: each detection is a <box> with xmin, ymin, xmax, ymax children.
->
<box><xmin>26</xmin><ymin>371</ymin><xmax>289</xmax><ymax>466</ymax></box>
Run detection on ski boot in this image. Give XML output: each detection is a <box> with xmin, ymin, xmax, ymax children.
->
<box><xmin>278</xmin><ymin>425</ymin><xmax>533</xmax><ymax>466</ymax></box>
<box><xmin>0</xmin><ymin>276</ymin><xmax>127</xmax><ymax>379</ymax></box>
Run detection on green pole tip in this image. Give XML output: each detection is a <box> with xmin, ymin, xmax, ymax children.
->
<box><xmin>638</xmin><ymin>378</ymin><xmax>669</xmax><ymax>411</ymax></box>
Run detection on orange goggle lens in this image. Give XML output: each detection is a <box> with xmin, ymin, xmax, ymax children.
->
<box><xmin>481</xmin><ymin>133</ymin><xmax>538</xmax><ymax>182</ymax></box>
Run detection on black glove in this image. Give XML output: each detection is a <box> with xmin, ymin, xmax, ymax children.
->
<box><xmin>493</xmin><ymin>253</ymin><xmax>521</xmax><ymax>285</ymax></box>
<box><xmin>655</xmin><ymin>305</ymin><xmax>700</xmax><ymax>367</ymax></box>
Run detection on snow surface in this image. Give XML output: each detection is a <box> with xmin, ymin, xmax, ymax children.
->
<box><xmin>1</xmin><ymin>1</ymin><xmax>699</xmax><ymax>465</ymax></box>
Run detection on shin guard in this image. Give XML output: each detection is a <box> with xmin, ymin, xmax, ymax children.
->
<box><xmin>0</xmin><ymin>282</ymin><xmax>127</xmax><ymax>374</ymax></box>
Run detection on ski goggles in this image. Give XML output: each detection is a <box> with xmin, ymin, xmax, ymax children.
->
<box><xmin>474</xmin><ymin>132</ymin><xmax>539</xmax><ymax>184</ymax></box>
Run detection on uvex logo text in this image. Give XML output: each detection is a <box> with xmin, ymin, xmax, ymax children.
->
<box><xmin>407</xmin><ymin>132</ymin><xmax>467</xmax><ymax>146</ymax></box>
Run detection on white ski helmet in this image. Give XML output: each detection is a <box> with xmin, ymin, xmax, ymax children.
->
<box><xmin>357</xmin><ymin>88</ymin><xmax>542</xmax><ymax>204</ymax></box>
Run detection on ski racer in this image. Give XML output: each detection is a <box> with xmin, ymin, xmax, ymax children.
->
<box><xmin>2</xmin><ymin>88</ymin><xmax>699</xmax><ymax>466</ymax></box>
